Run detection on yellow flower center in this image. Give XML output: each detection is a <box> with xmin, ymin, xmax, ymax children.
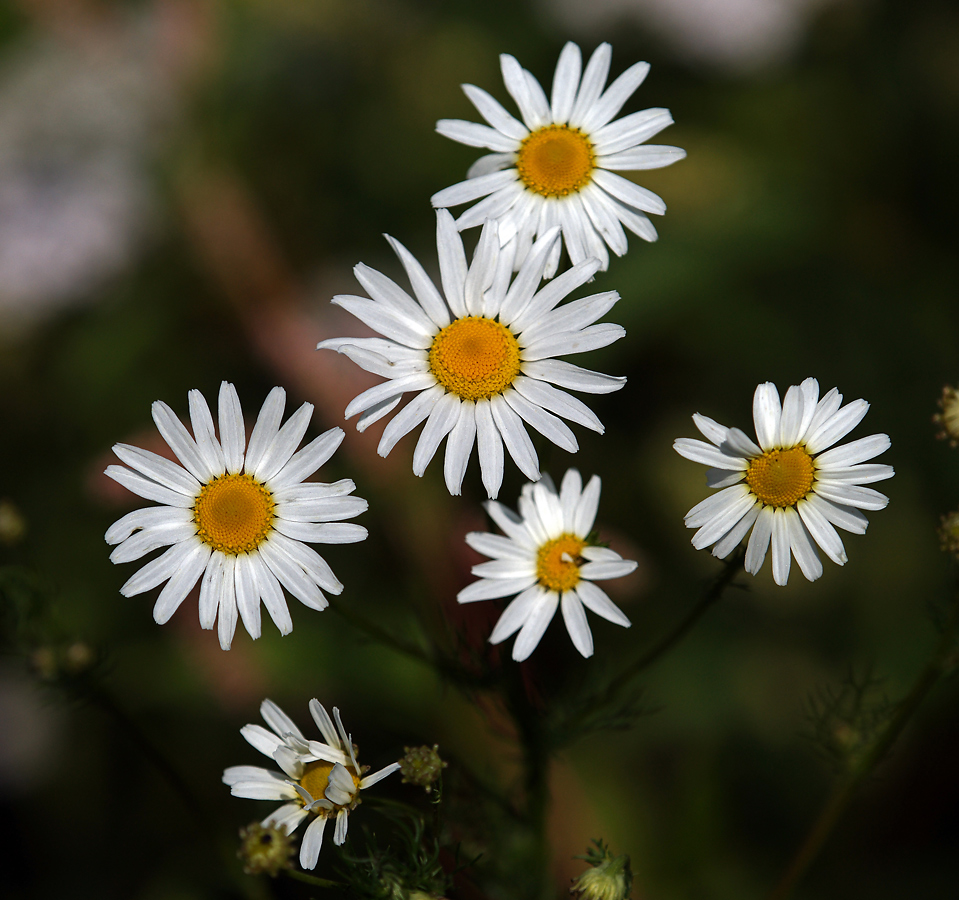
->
<box><xmin>428</xmin><ymin>316</ymin><xmax>521</xmax><ymax>401</ymax></box>
<box><xmin>192</xmin><ymin>473</ymin><xmax>275</xmax><ymax>555</ymax></box>
<box><xmin>536</xmin><ymin>533</ymin><xmax>588</xmax><ymax>593</ymax></box>
<box><xmin>745</xmin><ymin>447</ymin><xmax>816</xmax><ymax>508</ymax></box>
<box><xmin>516</xmin><ymin>125</ymin><xmax>595</xmax><ymax>198</ymax></box>
<box><xmin>299</xmin><ymin>761</ymin><xmax>362</xmax><ymax>811</ymax></box>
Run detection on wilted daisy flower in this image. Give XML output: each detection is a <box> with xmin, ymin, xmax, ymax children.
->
<box><xmin>673</xmin><ymin>378</ymin><xmax>893</xmax><ymax>585</ymax></box>
<box><xmin>319</xmin><ymin>210</ymin><xmax>626</xmax><ymax>499</ymax></box>
<box><xmin>105</xmin><ymin>382</ymin><xmax>368</xmax><ymax>649</ymax></box>
<box><xmin>458</xmin><ymin>469</ymin><xmax>635</xmax><ymax>661</ymax></box>
<box><xmin>224</xmin><ymin>699</ymin><xmax>401</xmax><ymax>870</ymax></box>
<box><xmin>431</xmin><ymin>41</ymin><xmax>685</xmax><ymax>276</ymax></box>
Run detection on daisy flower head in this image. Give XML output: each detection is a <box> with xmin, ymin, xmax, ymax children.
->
<box><xmin>673</xmin><ymin>378</ymin><xmax>894</xmax><ymax>586</ymax></box>
<box><xmin>458</xmin><ymin>469</ymin><xmax>635</xmax><ymax>661</ymax></box>
<box><xmin>431</xmin><ymin>41</ymin><xmax>686</xmax><ymax>277</ymax></box>
<box><xmin>104</xmin><ymin>382</ymin><xmax>368</xmax><ymax>649</ymax></box>
<box><xmin>318</xmin><ymin>210</ymin><xmax>627</xmax><ymax>500</ymax></box>
<box><xmin>223</xmin><ymin>699</ymin><xmax>401</xmax><ymax>870</ymax></box>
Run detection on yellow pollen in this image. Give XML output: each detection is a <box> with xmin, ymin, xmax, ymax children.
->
<box><xmin>299</xmin><ymin>761</ymin><xmax>362</xmax><ymax>811</ymax></box>
<box><xmin>428</xmin><ymin>316</ymin><xmax>521</xmax><ymax>401</ymax></box>
<box><xmin>192</xmin><ymin>473</ymin><xmax>274</xmax><ymax>555</ymax></box>
<box><xmin>516</xmin><ymin>125</ymin><xmax>595</xmax><ymax>198</ymax></box>
<box><xmin>745</xmin><ymin>447</ymin><xmax>816</xmax><ymax>508</ymax></box>
<box><xmin>536</xmin><ymin>533</ymin><xmax>588</xmax><ymax>593</ymax></box>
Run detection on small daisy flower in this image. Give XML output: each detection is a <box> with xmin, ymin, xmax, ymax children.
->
<box><xmin>104</xmin><ymin>382</ymin><xmax>368</xmax><ymax>649</ymax></box>
<box><xmin>431</xmin><ymin>41</ymin><xmax>685</xmax><ymax>276</ymax></box>
<box><xmin>673</xmin><ymin>378</ymin><xmax>894</xmax><ymax>585</ymax></box>
<box><xmin>458</xmin><ymin>469</ymin><xmax>635</xmax><ymax>661</ymax></box>
<box><xmin>223</xmin><ymin>699</ymin><xmax>401</xmax><ymax>870</ymax></box>
<box><xmin>319</xmin><ymin>210</ymin><xmax>626</xmax><ymax>499</ymax></box>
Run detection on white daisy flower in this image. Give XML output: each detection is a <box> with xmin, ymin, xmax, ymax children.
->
<box><xmin>318</xmin><ymin>209</ymin><xmax>626</xmax><ymax>500</ymax></box>
<box><xmin>458</xmin><ymin>469</ymin><xmax>635</xmax><ymax>661</ymax></box>
<box><xmin>673</xmin><ymin>378</ymin><xmax>894</xmax><ymax>585</ymax></box>
<box><xmin>431</xmin><ymin>41</ymin><xmax>686</xmax><ymax>276</ymax></box>
<box><xmin>104</xmin><ymin>382</ymin><xmax>368</xmax><ymax>649</ymax></box>
<box><xmin>223</xmin><ymin>699</ymin><xmax>401</xmax><ymax>870</ymax></box>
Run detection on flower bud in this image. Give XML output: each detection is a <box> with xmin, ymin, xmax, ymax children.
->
<box><xmin>933</xmin><ymin>386</ymin><xmax>959</xmax><ymax>446</ymax></box>
<box><xmin>237</xmin><ymin>822</ymin><xmax>294</xmax><ymax>876</ymax></box>
<box><xmin>399</xmin><ymin>744</ymin><xmax>447</xmax><ymax>793</ymax></box>
<box><xmin>571</xmin><ymin>842</ymin><xmax>632</xmax><ymax>900</ymax></box>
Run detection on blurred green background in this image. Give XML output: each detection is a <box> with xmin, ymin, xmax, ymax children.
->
<box><xmin>1</xmin><ymin>0</ymin><xmax>958</xmax><ymax>898</ymax></box>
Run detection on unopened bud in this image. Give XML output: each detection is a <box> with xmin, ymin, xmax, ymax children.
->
<box><xmin>399</xmin><ymin>744</ymin><xmax>447</xmax><ymax>793</ymax></box>
<box><xmin>238</xmin><ymin>822</ymin><xmax>294</xmax><ymax>876</ymax></box>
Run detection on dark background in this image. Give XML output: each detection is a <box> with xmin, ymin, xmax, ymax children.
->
<box><xmin>1</xmin><ymin>0</ymin><xmax>958</xmax><ymax>897</ymax></box>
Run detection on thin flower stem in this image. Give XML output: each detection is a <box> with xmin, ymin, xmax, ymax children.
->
<box><xmin>86</xmin><ymin>681</ymin><xmax>211</xmax><ymax>831</ymax></box>
<box><xmin>566</xmin><ymin>547</ymin><xmax>745</xmax><ymax>731</ymax></box>
<box><xmin>767</xmin><ymin>591</ymin><xmax>959</xmax><ymax>900</ymax></box>
<box><xmin>616</xmin><ymin>545</ymin><xmax>746</xmax><ymax>685</ymax></box>
<box><xmin>284</xmin><ymin>869</ymin><xmax>344</xmax><ymax>888</ymax></box>
<box><xmin>328</xmin><ymin>598</ymin><xmax>500</xmax><ymax>689</ymax></box>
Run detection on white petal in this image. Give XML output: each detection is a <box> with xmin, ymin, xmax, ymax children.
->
<box><xmin>550</xmin><ymin>42</ymin><xmax>582</xmax><ymax>124</ymax></box>
<box><xmin>152</xmin><ymin>543</ymin><xmax>211</xmax><ymax>625</ymax></box>
<box><xmin>569</xmin><ymin>42</ymin><xmax>611</xmax><ymax>127</ymax></box>
<box><xmin>805</xmin><ymin>400</ymin><xmax>869</xmax><ymax>454</ymax></box>
<box><xmin>244</xmin><ymin>388</ymin><xmax>287</xmax><ymax>477</ymax></box>
<box><xmin>814</xmin><ymin>434</ymin><xmax>891</xmax><ymax>469</ymax></box>
<box><xmin>591</xmin><ymin>170</ymin><xmax>666</xmax><ymax>215</ymax></box>
<box><xmin>673</xmin><ymin>438</ymin><xmax>747</xmax><ymax>470</ymax></box>
<box><xmin>490</xmin><ymin>394</ymin><xmax>540</xmax><ymax>482</ymax></box>
<box><xmin>510</xmin><ymin>591</ymin><xmax>559</xmax><ymax>661</ymax></box>
<box><xmin>475</xmin><ymin>400</ymin><xmax>505</xmax><ymax>499</ymax></box>
<box><xmin>560</xmin><ymin>592</ymin><xmax>593</xmax><ymax>658</ymax></box>
<box><xmin>796</xmin><ymin>499</ymin><xmax>847</xmax><ymax>566</ymax></box>
<box><xmin>488</xmin><ymin>585</ymin><xmax>544</xmax><ymax>641</ymax></box>
<box><xmin>299</xmin><ymin>815</ymin><xmax>328</xmax><ymax>869</ymax></box>
<box><xmin>599</xmin><ymin>145</ymin><xmax>686</xmax><ymax>170</ymax></box>
<box><xmin>413</xmin><ymin>392</ymin><xmax>461</xmax><ymax>477</ymax></box>
<box><xmin>744</xmin><ymin>506</ymin><xmax>774</xmax><ymax>576</ymax></box>
<box><xmin>152</xmin><ymin>399</ymin><xmax>211</xmax><ymax>482</ymax></box>
<box><xmin>434</xmin><ymin>118</ymin><xmax>518</xmax><ymax>152</ymax></box>
<box><xmin>522</xmin><ymin>358</ymin><xmax>625</xmax><ymax>394</ymax></box>
<box><xmin>218</xmin><ymin>382</ymin><xmax>246</xmax><ymax>475</ymax></box>
<box><xmin>104</xmin><ymin>465</ymin><xmax>195</xmax><ymax>508</ymax></box>
<box><xmin>752</xmin><ymin>383</ymin><xmax>782</xmax><ymax>452</ymax></box>
<box><xmin>119</xmin><ymin>538</ymin><xmax>198</xmax><ymax>597</ymax></box>
<box><xmin>580</xmin><ymin>59</ymin><xmax>650</xmax><ymax>133</ymax></box>
<box><xmin>812</xmin><ymin>482</ymin><xmax>888</xmax><ymax>511</ymax></box>
<box><xmin>711</xmin><ymin>505</ymin><xmax>760</xmax><ymax>560</ymax></box>
<box><xmin>188</xmin><ymin>389</ymin><xmax>225</xmax><ymax>478</ymax></box>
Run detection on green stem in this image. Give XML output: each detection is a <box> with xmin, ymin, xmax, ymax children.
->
<box><xmin>614</xmin><ymin>545</ymin><xmax>746</xmax><ymax>687</ymax></box>
<box><xmin>767</xmin><ymin>593</ymin><xmax>959</xmax><ymax>900</ymax></box>
<box><xmin>86</xmin><ymin>682</ymin><xmax>211</xmax><ymax>832</ymax></box>
<box><xmin>284</xmin><ymin>869</ymin><xmax>343</xmax><ymax>889</ymax></box>
<box><xmin>328</xmin><ymin>598</ymin><xmax>500</xmax><ymax>690</ymax></box>
<box><xmin>562</xmin><ymin>547</ymin><xmax>745</xmax><ymax>737</ymax></box>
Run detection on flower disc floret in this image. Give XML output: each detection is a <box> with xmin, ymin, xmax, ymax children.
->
<box><xmin>516</xmin><ymin>125</ymin><xmax>595</xmax><ymax>197</ymax></box>
<box><xmin>536</xmin><ymin>533</ymin><xmax>587</xmax><ymax>591</ymax></box>
<box><xmin>193</xmin><ymin>473</ymin><xmax>275</xmax><ymax>554</ymax></box>
<box><xmin>745</xmin><ymin>447</ymin><xmax>815</xmax><ymax>508</ymax></box>
<box><xmin>428</xmin><ymin>316</ymin><xmax>521</xmax><ymax>400</ymax></box>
